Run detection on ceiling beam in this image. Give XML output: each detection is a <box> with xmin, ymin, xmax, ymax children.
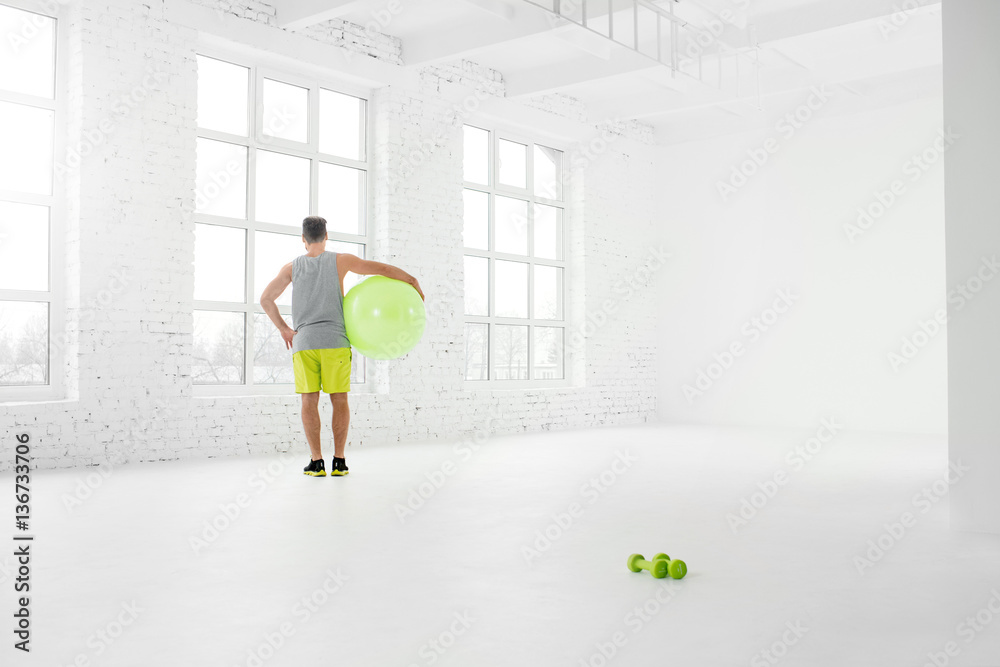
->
<box><xmin>652</xmin><ymin>64</ymin><xmax>943</xmax><ymax>145</ymax></box>
<box><xmin>401</xmin><ymin>0</ymin><xmax>650</xmax><ymax>67</ymax></box>
<box><xmin>461</xmin><ymin>0</ymin><xmax>515</xmax><ymax>21</ymax></box>
<box><xmin>402</xmin><ymin>2</ymin><xmax>556</xmax><ymax>67</ymax></box>
<box><xmin>554</xmin><ymin>27</ymin><xmax>613</xmax><ymax>60</ymax></box>
<box><xmin>751</xmin><ymin>0</ymin><xmax>941</xmax><ymax>45</ymax></box>
<box><xmin>165</xmin><ymin>0</ymin><xmax>410</xmax><ymax>88</ymax></box>
<box><xmin>274</xmin><ymin>0</ymin><xmax>369</xmax><ymax>30</ymax></box>
<box><xmin>505</xmin><ymin>47</ymin><xmax>679</xmax><ymax>98</ymax></box>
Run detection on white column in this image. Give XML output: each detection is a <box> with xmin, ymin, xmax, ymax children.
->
<box><xmin>944</xmin><ymin>0</ymin><xmax>1000</xmax><ymax>533</ymax></box>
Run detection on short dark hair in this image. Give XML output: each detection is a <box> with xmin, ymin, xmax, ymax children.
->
<box><xmin>302</xmin><ymin>216</ymin><xmax>327</xmax><ymax>244</ymax></box>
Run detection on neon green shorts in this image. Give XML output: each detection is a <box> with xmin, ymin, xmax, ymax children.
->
<box><xmin>292</xmin><ymin>348</ymin><xmax>352</xmax><ymax>394</ymax></box>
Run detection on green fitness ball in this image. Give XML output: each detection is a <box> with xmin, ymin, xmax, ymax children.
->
<box><xmin>344</xmin><ymin>276</ymin><xmax>426</xmax><ymax>360</ymax></box>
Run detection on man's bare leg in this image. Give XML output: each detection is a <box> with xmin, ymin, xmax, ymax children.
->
<box><xmin>301</xmin><ymin>392</ymin><xmax>322</xmax><ymax>460</ymax></box>
<box><xmin>330</xmin><ymin>392</ymin><xmax>350</xmax><ymax>459</ymax></box>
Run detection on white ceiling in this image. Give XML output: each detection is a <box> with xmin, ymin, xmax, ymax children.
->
<box><xmin>267</xmin><ymin>0</ymin><xmax>943</xmax><ymax>138</ymax></box>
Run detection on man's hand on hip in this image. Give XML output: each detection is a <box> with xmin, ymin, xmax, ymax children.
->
<box><xmin>281</xmin><ymin>326</ymin><xmax>298</xmax><ymax>350</ymax></box>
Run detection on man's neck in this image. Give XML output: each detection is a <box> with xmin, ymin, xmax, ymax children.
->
<box><xmin>305</xmin><ymin>242</ymin><xmax>326</xmax><ymax>257</ymax></box>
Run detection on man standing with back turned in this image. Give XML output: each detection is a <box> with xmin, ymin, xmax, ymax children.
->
<box><xmin>260</xmin><ymin>216</ymin><xmax>424</xmax><ymax>477</ymax></box>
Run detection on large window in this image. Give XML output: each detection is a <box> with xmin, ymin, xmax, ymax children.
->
<box><xmin>194</xmin><ymin>55</ymin><xmax>368</xmax><ymax>389</ymax></box>
<box><xmin>0</xmin><ymin>2</ymin><xmax>59</xmax><ymax>396</ymax></box>
<box><xmin>463</xmin><ymin>125</ymin><xmax>567</xmax><ymax>384</ymax></box>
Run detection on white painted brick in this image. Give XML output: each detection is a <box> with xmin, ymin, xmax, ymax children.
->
<box><xmin>0</xmin><ymin>0</ymin><xmax>659</xmax><ymax>472</ymax></box>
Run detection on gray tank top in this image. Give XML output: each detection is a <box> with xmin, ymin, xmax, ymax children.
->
<box><xmin>291</xmin><ymin>251</ymin><xmax>350</xmax><ymax>353</ymax></box>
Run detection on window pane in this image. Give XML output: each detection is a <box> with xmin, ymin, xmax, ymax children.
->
<box><xmin>465</xmin><ymin>323</ymin><xmax>488</xmax><ymax>381</ymax></box>
<box><xmin>534</xmin><ymin>327</ymin><xmax>564</xmax><ymax>380</ymax></box>
<box><xmin>255</xmin><ymin>150</ymin><xmax>309</xmax><ymax>225</ymax></box>
<box><xmin>194</xmin><ymin>224</ymin><xmax>246</xmax><ymax>303</ymax></box>
<box><xmin>196</xmin><ymin>56</ymin><xmax>249</xmax><ymax>136</ymax></box>
<box><xmin>495</xmin><ymin>260</ymin><xmax>528</xmax><ymax>318</ymax></box>
<box><xmin>0</xmin><ymin>102</ymin><xmax>53</xmax><ymax>196</ymax></box>
<box><xmin>0</xmin><ymin>202</ymin><xmax>48</xmax><ymax>291</ymax></box>
<box><xmin>534</xmin><ymin>265</ymin><xmax>562</xmax><ymax>320</ymax></box>
<box><xmin>253</xmin><ymin>312</ymin><xmax>293</xmax><ymax>384</ymax></box>
<box><xmin>350</xmin><ymin>347</ymin><xmax>365</xmax><ymax>384</ymax></box>
<box><xmin>329</xmin><ymin>242</ymin><xmax>365</xmax><ymax>294</ymax></box>
<box><xmin>493</xmin><ymin>325</ymin><xmax>527</xmax><ymax>380</ymax></box>
<box><xmin>498</xmin><ymin>139</ymin><xmax>527</xmax><ymax>189</ymax></box>
<box><xmin>0</xmin><ymin>6</ymin><xmax>54</xmax><ymax>98</ymax></box>
<box><xmin>196</xmin><ymin>138</ymin><xmax>248</xmax><ymax>218</ymax></box>
<box><xmin>254</xmin><ymin>231</ymin><xmax>301</xmax><ymax>305</ymax></box>
<box><xmin>0</xmin><ymin>300</ymin><xmax>47</xmax><ymax>385</ymax></box>
<box><xmin>534</xmin><ymin>145</ymin><xmax>563</xmax><ymax>200</ymax></box>
<box><xmin>463</xmin><ymin>189</ymin><xmax>488</xmax><ymax>250</ymax></box>
<box><xmin>464</xmin><ymin>255</ymin><xmax>488</xmax><ymax>316</ymax></box>
<box><xmin>464</xmin><ymin>126</ymin><xmax>489</xmax><ymax>185</ymax></box>
<box><xmin>534</xmin><ymin>204</ymin><xmax>562</xmax><ymax>260</ymax></box>
<box><xmin>320</xmin><ymin>89</ymin><xmax>365</xmax><ymax>160</ymax></box>
<box><xmin>262</xmin><ymin>78</ymin><xmax>308</xmax><ymax>143</ymax></box>
<box><xmin>495</xmin><ymin>196</ymin><xmax>528</xmax><ymax>255</ymax></box>
<box><xmin>318</xmin><ymin>162</ymin><xmax>364</xmax><ymax>235</ymax></box>
<box><xmin>193</xmin><ymin>310</ymin><xmax>245</xmax><ymax>384</ymax></box>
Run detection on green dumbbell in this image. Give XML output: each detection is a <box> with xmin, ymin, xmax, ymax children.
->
<box><xmin>649</xmin><ymin>552</ymin><xmax>687</xmax><ymax>580</ymax></box>
<box><xmin>627</xmin><ymin>553</ymin><xmax>669</xmax><ymax>579</ymax></box>
<box><xmin>627</xmin><ymin>553</ymin><xmax>687</xmax><ymax>580</ymax></box>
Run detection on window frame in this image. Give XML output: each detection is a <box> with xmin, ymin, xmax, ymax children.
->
<box><xmin>0</xmin><ymin>0</ymin><xmax>65</xmax><ymax>402</ymax></box>
<box><xmin>192</xmin><ymin>50</ymin><xmax>373</xmax><ymax>396</ymax></box>
<box><xmin>462</xmin><ymin>124</ymin><xmax>570</xmax><ymax>389</ymax></box>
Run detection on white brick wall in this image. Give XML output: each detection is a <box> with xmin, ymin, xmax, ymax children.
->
<box><xmin>0</xmin><ymin>0</ymin><xmax>660</xmax><ymax>471</ymax></box>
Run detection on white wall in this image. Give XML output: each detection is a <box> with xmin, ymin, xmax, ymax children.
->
<box><xmin>656</xmin><ymin>92</ymin><xmax>947</xmax><ymax>435</ymax></box>
<box><xmin>943</xmin><ymin>0</ymin><xmax>1000</xmax><ymax>534</ymax></box>
<box><xmin>0</xmin><ymin>0</ymin><xmax>660</xmax><ymax>471</ymax></box>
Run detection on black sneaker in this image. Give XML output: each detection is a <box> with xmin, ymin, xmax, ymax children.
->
<box><xmin>304</xmin><ymin>459</ymin><xmax>327</xmax><ymax>477</ymax></box>
<box><xmin>330</xmin><ymin>457</ymin><xmax>349</xmax><ymax>477</ymax></box>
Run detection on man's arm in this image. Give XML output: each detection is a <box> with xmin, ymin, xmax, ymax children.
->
<box><xmin>338</xmin><ymin>254</ymin><xmax>424</xmax><ymax>301</ymax></box>
<box><xmin>260</xmin><ymin>262</ymin><xmax>296</xmax><ymax>350</ymax></box>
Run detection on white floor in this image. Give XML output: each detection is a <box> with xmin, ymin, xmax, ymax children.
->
<box><xmin>4</xmin><ymin>424</ymin><xmax>1000</xmax><ymax>666</ymax></box>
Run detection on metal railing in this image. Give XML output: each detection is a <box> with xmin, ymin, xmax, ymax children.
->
<box><xmin>523</xmin><ymin>0</ymin><xmax>760</xmax><ymax>105</ymax></box>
